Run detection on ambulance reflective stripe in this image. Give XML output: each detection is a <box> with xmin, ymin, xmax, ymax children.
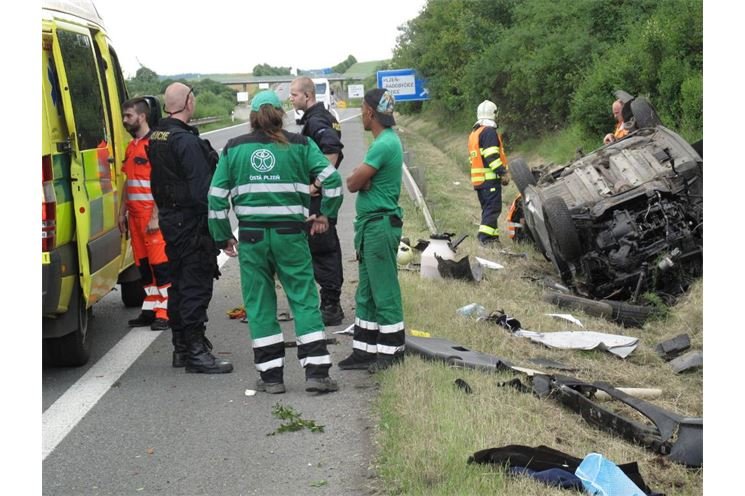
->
<box><xmin>208</xmin><ymin>209</ymin><xmax>229</xmax><ymax>219</ymax></box>
<box><xmin>234</xmin><ymin>205</ymin><xmax>309</xmax><ymax>216</ymax></box>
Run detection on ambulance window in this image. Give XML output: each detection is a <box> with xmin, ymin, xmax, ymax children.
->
<box><xmin>109</xmin><ymin>47</ymin><xmax>129</xmax><ymax>103</ymax></box>
<box><xmin>315</xmin><ymin>82</ymin><xmax>327</xmax><ymax>94</ymax></box>
<box><xmin>57</xmin><ymin>30</ymin><xmax>106</xmax><ymax>150</ymax></box>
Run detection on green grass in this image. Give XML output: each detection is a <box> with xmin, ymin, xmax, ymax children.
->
<box><xmin>369</xmin><ymin>114</ymin><xmax>704</xmax><ymax>495</ymax></box>
<box><xmin>345</xmin><ymin>60</ymin><xmax>387</xmax><ymax>76</ymax></box>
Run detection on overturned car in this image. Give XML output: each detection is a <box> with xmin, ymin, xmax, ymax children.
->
<box><xmin>510</xmin><ymin>95</ymin><xmax>703</xmax><ymax>302</ymax></box>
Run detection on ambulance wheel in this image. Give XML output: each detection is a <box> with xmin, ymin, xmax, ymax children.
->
<box><xmin>43</xmin><ymin>285</ymin><xmax>90</xmax><ymax>367</ymax></box>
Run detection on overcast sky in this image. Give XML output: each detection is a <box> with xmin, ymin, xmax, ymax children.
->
<box><xmin>93</xmin><ymin>0</ymin><xmax>427</xmax><ymax>78</ymax></box>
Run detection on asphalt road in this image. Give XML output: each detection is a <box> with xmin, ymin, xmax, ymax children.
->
<box><xmin>42</xmin><ymin>107</ymin><xmax>383</xmax><ymax>496</ymax></box>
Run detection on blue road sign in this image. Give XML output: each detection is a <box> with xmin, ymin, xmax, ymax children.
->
<box><xmin>377</xmin><ymin>69</ymin><xmax>430</xmax><ymax>102</ymax></box>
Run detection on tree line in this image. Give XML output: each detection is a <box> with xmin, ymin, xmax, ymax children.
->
<box><xmin>391</xmin><ymin>0</ymin><xmax>703</xmax><ymax>143</ymax></box>
<box><xmin>126</xmin><ymin>67</ymin><xmax>238</xmax><ymax>120</ymax></box>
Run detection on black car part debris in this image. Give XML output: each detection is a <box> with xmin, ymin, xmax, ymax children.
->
<box><xmin>668</xmin><ymin>350</ymin><xmax>702</xmax><ymax>374</ymax></box>
<box><xmin>542</xmin><ymin>290</ymin><xmax>655</xmax><ymax>327</ymax></box>
<box><xmin>484</xmin><ymin>310</ymin><xmax>522</xmax><ymax>331</ymax></box>
<box><xmin>468</xmin><ymin>444</ymin><xmax>660</xmax><ymax>495</ymax></box>
<box><xmin>655</xmin><ymin>334</ymin><xmax>691</xmax><ymax>361</ymax></box>
<box><xmin>454</xmin><ymin>378</ymin><xmax>473</xmax><ymax>394</ymax></box>
<box><xmin>407</xmin><ymin>334</ymin><xmax>702</xmax><ymax>467</ymax></box>
<box><xmin>406</xmin><ymin>335</ymin><xmax>515</xmax><ymax>371</ymax></box>
<box><xmin>542</xmin><ymin>375</ymin><xmax>702</xmax><ymax>468</ymax></box>
<box><xmin>435</xmin><ymin>254</ymin><xmax>483</xmax><ymax>282</ymax></box>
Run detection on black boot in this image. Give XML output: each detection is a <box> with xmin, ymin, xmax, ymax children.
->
<box><xmin>172</xmin><ymin>329</ymin><xmax>187</xmax><ymax>368</ymax></box>
<box><xmin>321</xmin><ymin>302</ymin><xmax>344</xmax><ymax>326</ymax></box>
<box><xmin>128</xmin><ymin>310</ymin><xmax>155</xmax><ymax>327</ymax></box>
<box><xmin>184</xmin><ymin>327</ymin><xmax>233</xmax><ymax>374</ymax></box>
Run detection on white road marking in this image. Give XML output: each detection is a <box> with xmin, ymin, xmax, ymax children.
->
<box><xmin>42</xmin><ymin>329</ymin><xmax>161</xmax><ymax>460</ymax></box>
<box><xmin>43</xmin><ymin>229</ymin><xmax>239</xmax><ymax>461</ymax></box>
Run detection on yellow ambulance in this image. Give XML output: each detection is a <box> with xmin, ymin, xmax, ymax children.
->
<box><xmin>42</xmin><ymin>0</ymin><xmax>141</xmax><ymax>366</ymax></box>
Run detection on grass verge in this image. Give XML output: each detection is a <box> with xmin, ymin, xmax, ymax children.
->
<box><xmin>370</xmin><ymin>114</ymin><xmax>703</xmax><ymax>495</ymax></box>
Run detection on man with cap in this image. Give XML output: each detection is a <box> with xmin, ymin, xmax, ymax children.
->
<box><xmin>338</xmin><ymin>88</ymin><xmax>406</xmax><ymax>373</ymax></box>
<box><xmin>289</xmin><ymin>76</ymin><xmax>346</xmax><ymax>327</ymax></box>
<box><xmin>147</xmin><ymin>82</ymin><xmax>233</xmax><ymax>374</ymax></box>
<box><xmin>208</xmin><ymin>90</ymin><xmax>343</xmax><ymax>394</ymax></box>
<box><xmin>468</xmin><ymin>100</ymin><xmax>510</xmax><ymax>246</ymax></box>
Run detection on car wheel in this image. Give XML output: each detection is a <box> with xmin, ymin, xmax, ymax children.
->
<box><xmin>43</xmin><ymin>284</ymin><xmax>90</xmax><ymax>366</ymax></box>
<box><xmin>120</xmin><ymin>280</ymin><xmax>145</xmax><ymax>308</ymax></box>
<box><xmin>542</xmin><ymin>196</ymin><xmax>582</xmax><ymax>263</ymax></box>
<box><xmin>510</xmin><ymin>158</ymin><xmax>536</xmax><ymax>196</ymax></box>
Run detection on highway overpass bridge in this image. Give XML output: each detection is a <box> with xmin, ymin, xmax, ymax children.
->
<box><xmin>222</xmin><ymin>73</ymin><xmax>369</xmax><ymax>93</ymax></box>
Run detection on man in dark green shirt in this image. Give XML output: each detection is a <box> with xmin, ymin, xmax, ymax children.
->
<box><xmin>339</xmin><ymin>89</ymin><xmax>406</xmax><ymax>373</ymax></box>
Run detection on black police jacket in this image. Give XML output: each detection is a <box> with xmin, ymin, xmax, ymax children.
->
<box><xmin>147</xmin><ymin>117</ymin><xmax>219</xmax><ymax>250</ymax></box>
<box><xmin>299</xmin><ymin>103</ymin><xmax>344</xmax><ymax>168</ymax></box>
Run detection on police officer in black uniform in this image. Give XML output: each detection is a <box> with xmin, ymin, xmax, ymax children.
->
<box><xmin>290</xmin><ymin>77</ymin><xmax>345</xmax><ymax>326</ymax></box>
<box><xmin>147</xmin><ymin>82</ymin><xmax>233</xmax><ymax>374</ymax></box>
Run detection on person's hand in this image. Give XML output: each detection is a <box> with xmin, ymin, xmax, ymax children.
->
<box><xmin>309</xmin><ymin>180</ymin><xmax>322</xmax><ymax>197</ymax></box>
<box><xmin>223</xmin><ymin>238</ymin><xmax>238</xmax><ymax>257</ymax></box>
<box><xmin>146</xmin><ymin>216</ymin><xmax>159</xmax><ymax>233</ymax></box>
<box><xmin>307</xmin><ymin>214</ymin><xmax>329</xmax><ymax>235</ymax></box>
<box><xmin>500</xmin><ymin>174</ymin><xmax>510</xmax><ymax>186</ymax></box>
<box><xmin>118</xmin><ymin>213</ymin><xmax>127</xmax><ymax>234</ymax></box>
<box><xmin>603</xmin><ymin>133</ymin><xmax>615</xmax><ymax>145</ymax></box>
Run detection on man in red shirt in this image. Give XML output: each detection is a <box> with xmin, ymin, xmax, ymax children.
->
<box><xmin>118</xmin><ymin>98</ymin><xmax>170</xmax><ymax>331</ymax></box>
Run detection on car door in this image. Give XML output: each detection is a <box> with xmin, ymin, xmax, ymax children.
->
<box><xmin>51</xmin><ymin>22</ymin><xmax>122</xmax><ymax>305</ymax></box>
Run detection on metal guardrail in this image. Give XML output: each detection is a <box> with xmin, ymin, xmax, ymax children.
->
<box><xmin>188</xmin><ymin>116</ymin><xmax>220</xmax><ymax>126</ymax></box>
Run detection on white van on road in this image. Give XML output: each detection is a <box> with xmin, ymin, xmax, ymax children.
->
<box><xmin>293</xmin><ymin>77</ymin><xmax>340</xmax><ymax>123</ymax></box>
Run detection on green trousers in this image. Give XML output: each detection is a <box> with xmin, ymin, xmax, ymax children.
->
<box><xmin>352</xmin><ymin>215</ymin><xmax>406</xmax><ymax>358</ymax></box>
<box><xmin>238</xmin><ymin>226</ymin><xmax>331</xmax><ymax>382</ymax></box>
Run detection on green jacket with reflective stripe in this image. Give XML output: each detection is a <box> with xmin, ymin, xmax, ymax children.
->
<box><xmin>208</xmin><ymin>130</ymin><xmax>343</xmax><ymax>245</ymax></box>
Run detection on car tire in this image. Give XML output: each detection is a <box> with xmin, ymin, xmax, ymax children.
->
<box><xmin>510</xmin><ymin>157</ymin><xmax>536</xmax><ymax>195</ymax></box>
<box><xmin>121</xmin><ymin>280</ymin><xmax>145</xmax><ymax>308</ymax></box>
<box><xmin>43</xmin><ymin>284</ymin><xmax>90</xmax><ymax>367</ymax></box>
<box><xmin>542</xmin><ymin>196</ymin><xmax>581</xmax><ymax>263</ymax></box>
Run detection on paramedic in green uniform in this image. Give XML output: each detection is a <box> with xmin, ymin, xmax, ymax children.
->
<box><xmin>208</xmin><ymin>90</ymin><xmax>343</xmax><ymax>394</ymax></box>
<box><xmin>338</xmin><ymin>88</ymin><xmax>406</xmax><ymax>373</ymax></box>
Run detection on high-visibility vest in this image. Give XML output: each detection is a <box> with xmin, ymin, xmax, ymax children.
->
<box><xmin>468</xmin><ymin>127</ymin><xmax>508</xmax><ymax>187</ymax></box>
<box><xmin>122</xmin><ymin>135</ymin><xmax>155</xmax><ymax>217</ymax></box>
<box><xmin>614</xmin><ymin>121</ymin><xmax>629</xmax><ymax>140</ymax></box>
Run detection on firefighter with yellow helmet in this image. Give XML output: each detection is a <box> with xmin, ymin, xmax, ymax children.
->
<box><xmin>468</xmin><ymin>100</ymin><xmax>509</xmax><ymax>245</ymax></box>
